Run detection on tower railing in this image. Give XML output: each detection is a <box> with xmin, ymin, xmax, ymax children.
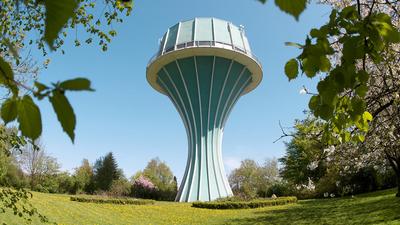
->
<box><xmin>147</xmin><ymin>40</ymin><xmax>261</xmax><ymax>68</ymax></box>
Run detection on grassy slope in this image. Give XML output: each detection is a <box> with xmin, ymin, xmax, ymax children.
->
<box><xmin>1</xmin><ymin>189</ymin><xmax>399</xmax><ymax>225</ymax></box>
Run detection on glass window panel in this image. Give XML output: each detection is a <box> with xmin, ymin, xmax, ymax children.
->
<box><xmin>230</xmin><ymin>24</ymin><xmax>244</xmax><ymax>49</ymax></box>
<box><xmin>177</xmin><ymin>20</ymin><xmax>194</xmax><ymax>44</ymax></box>
<box><xmin>213</xmin><ymin>19</ymin><xmax>231</xmax><ymax>44</ymax></box>
<box><xmin>158</xmin><ymin>33</ymin><xmax>166</xmax><ymax>54</ymax></box>
<box><xmin>165</xmin><ymin>23</ymin><xmax>179</xmax><ymax>51</ymax></box>
<box><xmin>242</xmin><ymin>35</ymin><xmax>251</xmax><ymax>53</ymax></box>
<box><xmin>195</xmin><ymin>18</ymin><xmax>213</xmax><ymax>41</ymax></box>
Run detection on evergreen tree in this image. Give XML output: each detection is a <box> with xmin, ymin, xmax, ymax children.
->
<box><xmin>93</xmin><ymin>152</ymin><xmax>120</xmax><ymax>191</ymax></box>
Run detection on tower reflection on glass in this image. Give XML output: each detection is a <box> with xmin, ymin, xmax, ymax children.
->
<box><xmin>147</xmin><ymin>18</ymin><xmax>263</xmax><ymax>202</ymax></box>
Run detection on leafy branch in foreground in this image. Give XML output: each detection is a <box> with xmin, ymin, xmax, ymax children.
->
<box><xmin>0</xmin><ymin>126</ymin><xmax>49</xmax><ymax>224</ymax></box>
<box><xmin>257</xmin><ymin>0</ymin><xmax>307</xmax><ymax>20</ymax></box>
<box><xmin>0</xmin><ymin>0</ymin><xmax>132</xmax><ymax>223</ymax></box>
<box><xmin>0</xmin><ymin>0</ymin><xmax>132</xmax><ymax>142</ymax></box>
<box><xmin>257</xmin><ymin>0</ymin><xmax>399</xmax><ymax>145</ymax></box>
<box><xmin>1</xmin><ymin>77</ymin><xmax>94</xmax><ymax>142</ymax></box>
<box><xmin>0</xmin><ymin>188</ymin><xmax>49</xmax><ymax>224</ymax></box>
<box><xmin>284</xmin><ymin>4</ymin><xmax>399</xmax><ymax>144</ymax></box>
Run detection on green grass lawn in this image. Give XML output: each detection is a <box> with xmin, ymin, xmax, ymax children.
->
<box><xmin>1</xmin><ymin>189</ymin><xmax>399</xmax><ymax>225</ymax></box>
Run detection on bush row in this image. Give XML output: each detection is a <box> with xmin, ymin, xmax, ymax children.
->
<box><xmin>70</xmin><ymin>196</ymin><xmax>155</xmax><ymax>205</ymax></box>
<box><xmin>192</xmin><ymin>196</ymin><xmax>297</xmax><ymax>209</ymax></box>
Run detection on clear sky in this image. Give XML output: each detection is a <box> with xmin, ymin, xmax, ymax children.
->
<box><xmin>34</xmin><ymin>0</ymin><xmax>332</xmax><ymax>182</ymax></box>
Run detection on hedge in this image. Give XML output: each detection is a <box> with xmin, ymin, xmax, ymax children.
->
<box><xmin>70</xmin><ymin>196</ymin><xmax>155</xmax><ymax>205</ymax></box>
<box><xmin>192</xmin><ymin>196</ymin><xmax>297</xmax><ymax>209</ymax></box>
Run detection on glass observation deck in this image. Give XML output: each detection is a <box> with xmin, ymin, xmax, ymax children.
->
<box><xmin>147</xmin><ymin>18</ymin><xmax>262</xmax><ymax>96</ymax></box>
<box><xmin>148</xmin><ymin>18</ymin><xmax>261</xmax><ymax>67</ymax></box>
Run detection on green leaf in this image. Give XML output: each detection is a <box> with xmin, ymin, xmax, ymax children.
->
<box><xmin>44</xmin><ymin>0</ymin><xmax>78</xmax><ymax>49</ymax></box>
<box><xmin>4</xmin><ymin>39</ymin><xmax>19</xmax><ymax>62</ymax></box>
<box><xmin>309</xmin><ymin>95</ymin><xmax>320</xmax><ymax>111</ymax></box>
<box><xmin>302</xmin><ymin>57</ymin><xmax>319</xmax><ymax>78</ymax></box>
<box><xmin>0</xmin><ymin>57</ymin><xmax>18</xmax><ymax>95</ymax></box>
<box><xmin>362</xmin><ymin>111</ymin><xmax>373</xmax><ymax>122</ymax></box>
<box><xmin>310</xmin><ymin>29</ymin><xmax>319</xmax><ymax>38</ymax></box>
<box><xmin>59</xmin><ymin>78</ymin><xmax>94</xmax><ymax>91</ymax></box>
<box><xmin>340</xmin><ymin>6</ymin><xmax>358</xmax><ymax>20</ymax></box>
<box><xmin>275</xmin><ymin>0</ymin><xmax>307</xmax><ymax>20</ymax></box>
<box><xmin>284</xmin><ymin>42</ymin><xmax>303</xmax><ymax>48</ymax></box>
<box><xmin>355</xmin><ymin>84</ymin><xmax>368</xmax><ymax>97</ymax></box>
<box><xmin>318</xmin><ymin>78</ymin><xmax>337</xmax><ymax>104</ymax></box>
<box><xmin>371</xmin><ymin>13</ymin><xmax>400</xmax><ymax>43</ymax></box>
<box><xmin>320</xmin><ymin>56</ymin><xmax>331</xmax><ymax>72</ymax></box>
<box><xmin>1</xmin><ymin>98</ymin><xmax>18</xmax><ymax>124</ymax></box>
<box><xmin>0</xmin><ymin>57</ymin><xmax>13</xmax><ymax>80</ymax></box>
<box><xmin>357</xmin><ymin>134</ymin><xmax>365</xmax><ymax>142</ymax></box>
<box><xmin>318</xmin><ymin>104</ymin><xmax>334</xmax><ymax>120</ymax></box>
<box><xmin>17</xmin><ymin>95</ymin><xmax>42</xmax><ymax>140</ymax></box>
<box><xmin>342</xmin><ymin>131</ymin><xmax>351</xmax><ymax>142</ymax></box>
<box><xmin>351</xmin><ymin>97</ymin><xmax>365</xmax><ymax>116</ymax></box>
<box><xmin>342</xmin><ymin>36</ymin><xmax>364</xmax><ymax>62</ymax></box>
<box><xmin>49</xmin><ymin>91</ymin><xmax>76</xmax><ymax>142</ymax></box>
<box><xmin>357</xmin><ymin>70</ymin><xmax>369</xmax><ymax>84</ymax></box>
<box><xmin>35</xmin><ymin>81</ymin><xmax>50</xmax><ymax>92</ymax></box>
<box><xmin>284</xmin><ymin>59</ymin><xmax>299</xmax><ymax>81</ymax></box>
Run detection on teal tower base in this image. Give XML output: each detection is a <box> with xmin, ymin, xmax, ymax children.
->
<box><xmin>147</xmin><ymin>18</ymin><xmax>262</xmax><ymax>202</ymax></box>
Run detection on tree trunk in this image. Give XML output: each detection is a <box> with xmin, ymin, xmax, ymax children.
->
<box><xmin>397</xmin><ymin>172</ymin><xmax>400</xmax><ymax>197</ymax></box>
<box><xmin>384</xmin><ymin>150</ymin><xmax>399</xmax><ymax>197</ymax></box>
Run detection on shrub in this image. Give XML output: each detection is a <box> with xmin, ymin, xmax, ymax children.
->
<box><xmin>215</xmin><ymin>195</ymin><xmax>250</xmax><ymax>202</ymax></box>
<box><xmin>109</xmin><ymin>179</ymin><xmax>130</xmax><ymax>197</ymax></box>
<box><xmin>70</xmin><ymin>196</ymin><xmax>155</xmax><ymax>205</ymax></box>
<box><xmin>266</xmin><ymin>182</ymin><xmax>292</xmax><ymax>197</ymax></box>
<box><xmin>192</xmin><ymin>196</ymin><xmax>297</xmax><ymax>209</ymax></box>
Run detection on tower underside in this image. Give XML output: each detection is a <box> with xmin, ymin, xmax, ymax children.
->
<box><xmin>157</xmin><ymin>56</ymin><xmax>252</xmax><ymax>202</ymax></box>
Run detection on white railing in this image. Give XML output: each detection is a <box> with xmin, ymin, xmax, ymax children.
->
<box><xmin>147</xmin><ymin>41</ymin><xmax>261</xmax><ymax>68</ymax></box>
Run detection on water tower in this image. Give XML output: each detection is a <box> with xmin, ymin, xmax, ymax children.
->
<box><xmin>147</xmin><ymin>18</ymin><xmax>262</xmax><ymax>202</ymax></box>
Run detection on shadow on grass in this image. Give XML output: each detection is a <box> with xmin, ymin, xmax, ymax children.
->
<box><xmin>228</xmin><ymin>189</ymin><xmax>400</xmax><ymax>225</ymax></box>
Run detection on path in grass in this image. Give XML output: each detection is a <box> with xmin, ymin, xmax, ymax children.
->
<box><xmin>1</xmin><ymin>189</ymin><xmax>399</xmax><ymax>224</ymax></box>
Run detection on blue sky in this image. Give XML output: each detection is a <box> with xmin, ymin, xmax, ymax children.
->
<box><xmin>34</xmin><ymin>0</ymin><xmax>331</xmax><ymax>181</ymax></box>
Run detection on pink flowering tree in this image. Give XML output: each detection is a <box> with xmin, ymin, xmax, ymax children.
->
<box><xmin>131</xmin><ymin>175</ymin><xmax>158</xmax><ymax>199</ymax></box>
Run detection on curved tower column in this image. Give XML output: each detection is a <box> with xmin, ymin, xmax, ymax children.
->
<box><xmin>146</xmin><ymin>18</ymin><xmax>262</xmax><ymax>202</ymax></box>
<box><xmin>157</xmin><ymin>56</ymin><xmax>252</xmax><ymax>201</ymax></box>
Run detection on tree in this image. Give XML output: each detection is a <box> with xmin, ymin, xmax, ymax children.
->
<box><xmin>131</xmin><ymin>175</ymin><xmax>157</xmax><ymax>199</ymax></box>
<box><xmin>109</xmin><ymin>178</ymin><xmax>131</xmax><ymax>197</ymax></box>
<box><xmin>279</xmin><ymin>114</ymin><xmax>397</xmax><ymax>197</ymax></box>
<box><xmin>276</xmin><ymin>0</ymin><xmax>399</xmax><ymax>142</ymax></box>
<box><xmin>93</xmin><ymin>152</ymin><xmax>120</xmax><ymax>191</ymax></box>
<box><xmin>53</xmin><ymin>172</ymin><xmax>76</xmax><ymax>194</ymax></box>
<box><xmin>0</xmin><ymin>146</ymin><xmax>11</xmax><ymax>182</ymax></box>
<box><xmin>279</xmin><ymin>116</ymin><xmax>327</xmax><ymax>186</ymax></box>
<box><xmin>0</xmin><ymin>157</ymin><xmax>27</xmax><ymax>188</ymax></box>
<box><xmin>142</xmin><ymin>158</ymin><xmax>174</xmax><ymax>190</ymax></box>
<box><xmin>0</xmin><ymin>135</ymin><xmax>49</xmax><ymax>222</ymax></box>
<box><xmin>229</xmin><ymin>158</ymin><xmax>280</xmax><ymax>199</ymax></box>
<box><xmin>367</xmin><ymin>109</ymin><xmax>400</xmax><ymax>197</ymax></box>
<box><xmin>317</xmin><ymin>0</ymin><xmax>400</xmax><ymax>197</ymax></box>
<box><xmin>257</xmin><ymin>0</ymin><xmax>400</xmax><ymax>197</ymax></box>
<box><xmin>16</xmin><ymin>140</ymin><xmax>60</xmax><ymax>190</ymax></box>
<box><xmin>73</xmin><ymin>159</ymin><xmax>93</xmax><ymax>193</ymax></box>
<box><xmin>258</xmin><ymin>158</ymin><xmax>280</xmax><ymax>196</ymax></box>
<box><xmin>134</xmin><ymin>158</ymin><xmax>177</xmax><ymax>200</ymax></box>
